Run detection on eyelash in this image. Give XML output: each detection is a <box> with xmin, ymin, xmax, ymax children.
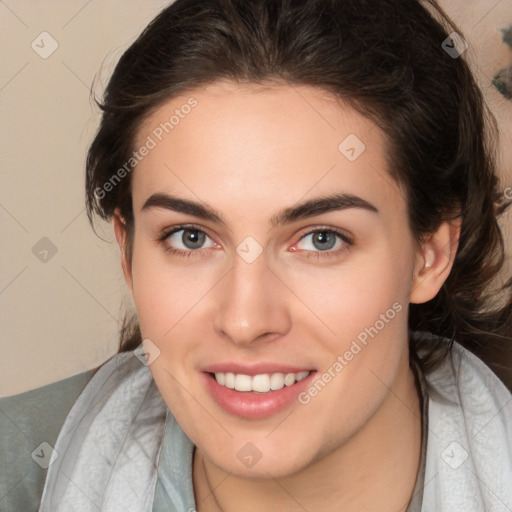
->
<box><xmin>156</xmin><ymin>224</ymin><xmax>353</xmax><ymax>260</ymax></box>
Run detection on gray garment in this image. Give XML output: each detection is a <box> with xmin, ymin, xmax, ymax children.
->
<box><xmin>152</xmin><ymin>412</ymin><xmax>196</xmax><ymax>511</ymax></box>
<box><xmin>0</xmin><ymin>369</ymin><xmax>96</xmax><ymax>512</ymax></box>
<box><xmin>37</xmin><ymin>350</ymin><xmax>168</xmax><ymax>511</ymax></box>
<box><xmin>405</xmin><ymin>358</ymin><xmax>429</xmax><ymax>512</ymax></box>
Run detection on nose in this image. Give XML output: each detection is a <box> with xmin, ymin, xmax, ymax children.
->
<box><xmin>212</xmin><ymin>252</ymin><xmax>291</xmax><ymax>347</ymax></box>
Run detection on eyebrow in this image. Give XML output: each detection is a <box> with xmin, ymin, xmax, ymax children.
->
<box><xmin>141</xmin><ymin>192</ymin><xmax>379</xmax><ymax>228</ymax></box>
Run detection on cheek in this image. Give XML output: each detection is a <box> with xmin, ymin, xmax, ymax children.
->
<box><xmin>130</xmin><ymin>239</ymin><xmax>216</xmax><ymax>338</ymax></box>
<box><xmin>282</xmin><ymin>247</ymin><xmax>414</xmax><ymax>349</ymax></box>
<box><xmin>287</xmin><ymin>252</ymin><xmax>413</xmax><ymax>444</ymax></box>
<box><xmin>129</xmin><ymin>243</ymin><xmax>207</xmax><ymax>420</ymax></box>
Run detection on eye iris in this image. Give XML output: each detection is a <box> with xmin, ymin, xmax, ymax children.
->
<box><xmin>313</xmin><ymin>231</ymin><xmax>336</xmax><ymax>251</ymax></box>
<box><xmin>183</xmin><ymin>229</ymin><xmax>205</xmax><ymax>249</ymax></box>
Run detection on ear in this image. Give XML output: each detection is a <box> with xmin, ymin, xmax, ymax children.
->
<box><xmin>113</xmin><ymin>208</ymin><xmax>133</xmax><ymax>296</ymax></box>
<box><xmin>410</xmin><ymin>219</ymin><xmax>461</xmax><ymax>304</ymax></box>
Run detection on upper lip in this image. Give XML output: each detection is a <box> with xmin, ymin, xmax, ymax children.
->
<box><xmin>202</xmin><ymin>363</ymin><xmax>314</xmax><ymax>376</ymax></box>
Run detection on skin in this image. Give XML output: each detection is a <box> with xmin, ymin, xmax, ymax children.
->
<box><xmin>113</xmin><ymin>80</ymin><xmax>460</xmax><ymax>511</ymax></box>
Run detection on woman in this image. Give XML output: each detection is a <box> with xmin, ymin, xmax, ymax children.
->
<box><xmin>37</xmin><ymin>0</ymin><xmax>511</xmax><ymax>510</ymax></box>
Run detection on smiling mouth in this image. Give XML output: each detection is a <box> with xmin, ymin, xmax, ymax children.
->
<box><xmin>208</xmin><ymin>370</ymin><xmax>311</xmax><ymax>393</ymax></box>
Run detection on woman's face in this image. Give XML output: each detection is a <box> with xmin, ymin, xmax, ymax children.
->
<box><xmin>116</xmin><ymin>80</ymin><xmax>427</xmax><ymax>477</ymax></box>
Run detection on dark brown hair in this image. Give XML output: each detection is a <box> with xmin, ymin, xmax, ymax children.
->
<box><xmin>85</xmin><ymin>0</ymin><xmax>512</xmax><ymax>390</ymax></box>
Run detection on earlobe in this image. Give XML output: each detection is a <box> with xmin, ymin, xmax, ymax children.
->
<box><xmin>113</xmin><ymin>208</ymin><xmax>133</xmax><ymax>295</ymax></box>
<box><xmin>410</xmin><ymin>219</ymin><xmax>461</xmax><ymax>304</ymax></box>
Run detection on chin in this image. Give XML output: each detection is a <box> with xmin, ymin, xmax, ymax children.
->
<box><xmin>203</xmin><ymin>435</ymin><xmax>318</xmax><ymax>479</ymax></box>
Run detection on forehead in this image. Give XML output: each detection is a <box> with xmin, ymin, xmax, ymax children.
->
<box><xmin>131</xmin><ymin>80</ymin><xmax>403</xmax><ymax>220</ymax></box>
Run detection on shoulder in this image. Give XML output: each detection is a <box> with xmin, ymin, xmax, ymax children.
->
<box><xmin>421</xmin><ymin>339</ymin><xmax>512</xmax><ymax>511</ymax></box>
<box><xmin>0</xmin><ymin>369</ymin><xmax>96</xmax><ymax>512</ymax></box>
<box><xmin>427</xmin><ymin>339</ymin><xmax>511</xmax><ymax>424</ymax></box>
<box><xmin>38</xmin><ymin>346</ymin><xmax>169</xmax><ymax>511</ymax></box>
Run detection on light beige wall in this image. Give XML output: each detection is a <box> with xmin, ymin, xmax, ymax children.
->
<box><xmin>1</xmin><ymin>0</ymin><xmax>511</xmax><ymax>395</ymax></box>
<box><xmin>0</xmin><ymin>1</ymin><xmax>169</xmax><ymax>396</ymax></box>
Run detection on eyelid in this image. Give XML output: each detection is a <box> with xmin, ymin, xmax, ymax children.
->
<box><xmin>295</xmin><ymin>224</ymin><xmax>354</xmax><ymax>245</ymax></box>
<box><xmin>157</xmin><ymin>223</ymin><xmax>215</xmax><ymax>242</ymax></box>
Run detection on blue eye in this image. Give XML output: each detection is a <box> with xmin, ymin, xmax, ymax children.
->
<box><xmin>294</xmin><ymin>228</ymin><xmax>353</xmax><ymax>259</ymax></box>
<box><xmin>158</xmin><ymin>225</ymin><xmax>215</xmax><ymax>257</ymax></box>
<box><xmin>168</xmin><ymin>228</ymin><xmax>212</xmax><ymax>250</ymax></box>
<box><xmin>298</xmin><ymin>231</ymin><xmax>340</xmax><ymax>251</ymax></box>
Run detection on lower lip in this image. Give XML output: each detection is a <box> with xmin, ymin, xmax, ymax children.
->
<box><xmin>203</xmin><ymin>372</ymin><xmax>316</xmax><ymax>420</ymax></box>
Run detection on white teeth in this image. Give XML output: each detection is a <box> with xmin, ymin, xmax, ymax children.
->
<box><xmin>234</xmin><ymin>374</ymin><xmax>252</xmax><ymax>392</ymax></box>
<box><xmin>251</xmin><ymin>374</ymin><xmax>271</xmax><ymax>393</ymax></box>
<box><xmin>214</xmin><ymin>370</ymin><xmax>310</xmax><ymax>393</ymax></box>
<box><xmin>296</xmin><ymin>371</ymin><xmax>309</xmax><ymax>382</ymax></box>
<box><xmin>224</xmin><ymin>372</ymin><xmax>235</xmax><ymax>389</ymax></box>
<box><xmin>284</xmin><ymin>373</ymin><xmax>296</xmax><ymax>386</ymax></box>
<box><xmin>270</xmin><ymin>373</ymin><xmax>285</xmax><ymax>391</ymax></box>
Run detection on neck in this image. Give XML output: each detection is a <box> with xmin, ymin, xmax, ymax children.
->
<box><xmin>193</xmin><ymin>359</ymin><xmax>423</xmax><ymax>512</ymax></box>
